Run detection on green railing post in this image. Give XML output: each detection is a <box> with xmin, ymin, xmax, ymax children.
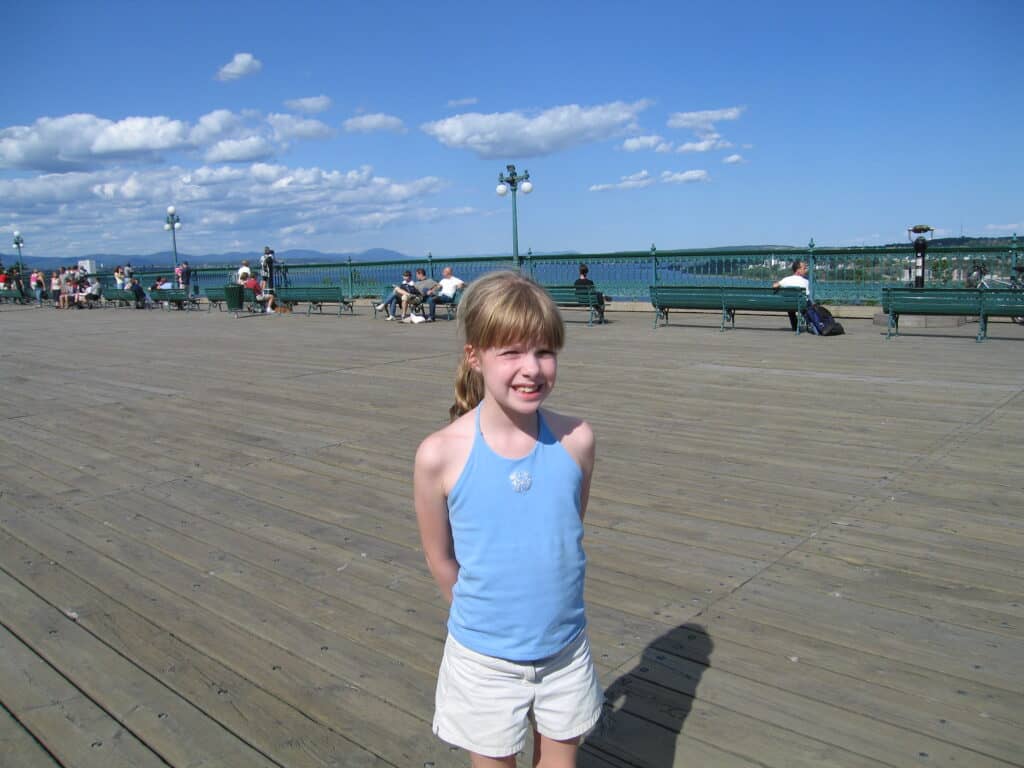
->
<box><xmin>1011</xmin><ymin>233</ymin><xmax>1018</xmax><ymax>274</ymax></box>
<box><xmin>650</xmin><ymin>243</ymin><xmax>658</xmax><ymax>286</ymax></box>
<box><xmin>807</xmin><ymin>237</ymin><xmax>816</xmax><ymax>301</ymax></box>
<box><xmin>346</xmin><ymin>256</ymin><xmax>353</xmax><ymax>296</ymax></box>
<box><xmin>524</xmin><ymin>248</ymin><xmax>533</xmax><ymax>278</ymax></box>
<box><xmin>427</xmin><ymin>251</ymin><xmax>434</xmax><ymax>279</ymax></box>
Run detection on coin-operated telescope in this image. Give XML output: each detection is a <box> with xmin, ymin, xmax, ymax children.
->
<box><xmin>907</xmin><ymin>224</ymin><xmax>934</xmax><ymax>288</ymax></box>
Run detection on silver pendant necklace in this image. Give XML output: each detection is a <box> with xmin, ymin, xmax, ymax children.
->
<box><xmin>509</xmin><ymin>470</ymin><xmax>533</xmax><ymax>493</ymax></box>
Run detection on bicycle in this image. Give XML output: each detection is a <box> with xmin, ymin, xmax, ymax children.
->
<box><xmin>966</xmin><ymin>263</ymin><xmax>1024</xmax><ymax>324</ymax></box>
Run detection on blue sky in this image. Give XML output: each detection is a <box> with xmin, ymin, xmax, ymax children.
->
<box><xmin>2</xmin><ymin>0</ymin><xmax>1021</xmax><ymax>259</ymax></box>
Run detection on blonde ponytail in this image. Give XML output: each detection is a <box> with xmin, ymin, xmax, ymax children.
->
<box><xmin>450</xmin><ymin>355</ymin><xmax>485</xmax><ymax>421</ymax></box>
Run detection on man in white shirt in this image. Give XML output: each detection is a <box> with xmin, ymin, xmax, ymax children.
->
<box><xmin>425</xmin><ymin>266</ymin><xmax>465</xmax><ymax>322</ymax></box>
<box><xmin>773</xmin><ymin>260</ymin><xmax>810</xmax><ymax>330</ymax></box>
<box><xmin>237</xmin><ymin>260</ymin><xmax>252</xmax><ymax>284</ymax></box>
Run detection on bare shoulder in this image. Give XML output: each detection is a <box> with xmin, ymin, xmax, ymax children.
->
<box><xmin>542</xmin><ymin>409</ymin><xmax>595</xmax><ymax>468</ymax></box>
<box><xmin>415</xmin><ymin>411</ymin><xmax>476</xmax><ymax>491</ymax></box>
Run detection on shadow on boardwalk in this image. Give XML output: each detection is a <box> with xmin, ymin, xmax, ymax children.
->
<box><xmin>582</xmin><ymin>623</ymin><xmax>713</xmax><ymax>767</ymax></box>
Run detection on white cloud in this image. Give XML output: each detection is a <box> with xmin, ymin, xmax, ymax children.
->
<box><xmin>0</xmin><ymin>160</ymin><xmax>455</xmax><ymax>254</ymax></box>
<box><xmin>667</xmin><ymin>106</ymin><xmax>745</xmax><ymax>131</ymax></box>
<box><xmin>677</xmin><ymin>133</ymin><xmax>733</xmax><ymax>152</ymax></box>
<box><xmin>723</xmin><ymin>154</ymin><xmax>743</xmax><ymax>164</ymax></box>
<box><xmin>985</xmin><ymin>223</ymin><xmax>1023</xmax><ymax>232</ymax></box>
<box><xmin>0</xmin><ymin>114</ymin><xmax>106</xmax><ymax>170</ymax></box>
<box><xmin>90</xmin><ymin>116</ymin><xmax>190</xmax><ymax>155</ymax></box>
<box><xmin>622</xmin><ymin>135</ymin><xmax>673</xmax><ymax>153</ymax></box>
<box><xmin>589</xmin><ymin>170</ymin><xmax>655</xmax><ymax>192</ymax></box>
<box><xmin>285</xmin><ymin>95</ymin><xmax>332</xmax><ymax>114</ymax></box>
<box><xmin>677</xmin><ymin>139</ymin><xmax>715</xmax><ymax>152</ymax></box>
<box><xmin>267</xmin><ymin>113</ymin><xmax>332</xmax><ymax>140</ymax></box>
<box><xmin>422</xmin><ymin>100</ymin><xmax>651</xmax><ymax>158</ymax></box>
<box><xmin>661</xmin><ymin>170</ymin><xmax>710</xmax><ymax>184</ymax></box>
<box><xmin>0</xmin><ymin>114</ymin><xmax>190</xmax><ymax>170</ymax></box>
<box><xmin>188</xmin><ymin>110</ymin><xmax>243</xmax><ymax>144</ymax></box>
<box><xmin>217</xmin><ymin>52</ymin><xmax>262</xmax><ymax>81</ymax></box>
<box><xmin>447</xmin><ymin>97</ymin><xmax>479</xmax><ymax>108</ymax></box>
<box><xmin>204</xmin><ymin>137</ymin><xmax>274</xmax><ymax>163</ymax></box>
<box><xmin>342</xmin><ymin>113</ymin><xmax>407</xmax><ymax>134</ymax></box>
<box><xmin>182</xmin><ymin>166</ymin><xmax>247</xmax><ymax>185</ymax></box>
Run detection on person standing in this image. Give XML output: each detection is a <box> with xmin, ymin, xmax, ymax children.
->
<box><xmin>260</xmin><ymin>247</ymin><xmax>275</xmax><ymax>290</ymax></box>
<box><xmin>414</xmin><ymin>271</ymin><xmax>602</xmax><ymax>766</ymax></box>
<box><xmin>180</xmin><ymin>261</ymin><xmax>194</xmax><ymax>294</ymax></box>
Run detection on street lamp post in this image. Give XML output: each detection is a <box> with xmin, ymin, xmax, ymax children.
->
<box><xmin>11</xmin><ymin>231</ymin><xmax>25</xmax><ymax>272</ymax></box>
<box><xmin>496</xmin><ymin>165</ymin><xmax>533</xmax><ymax>268</ymax></box>
<box><xmin>164</xmin><ymin>206</ymin><xmax>182</xmax><ymax>267</ymax></box>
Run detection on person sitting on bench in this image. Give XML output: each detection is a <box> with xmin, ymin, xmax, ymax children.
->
<box><xmin>772</xmin><ymin>259</ymin><xmax>809</xmax><ymax>330</ymax></box>
<box><xmin>574</xmin><ymin>263</ymin><xmax>610</xmax><ymax>323</ymax></box>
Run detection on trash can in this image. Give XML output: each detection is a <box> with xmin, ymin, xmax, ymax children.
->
<box><xmin>224</xmin><ymin>284</ymin><xmax>243</xmax><ymax>312</ymax></box>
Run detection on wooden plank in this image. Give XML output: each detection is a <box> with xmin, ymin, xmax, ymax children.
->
<box><xmin>0</xmin><ymin>704</ymin><xmax>60</xmax><ymax>768</ymax></box>
<box><xmin>1</xmin><ymin>530</ymin><xmax>395</xmax><ymax>768</ymax></box>
<box><xmin>700</xmin><ymin>610</ymin><xmax>1024</xmax><ymax>728</ymax></box>
<box><xmin>0</xmin><ymin>509</ymin><xmax>463</xmax><ymax>768</ymax></box>
<box><xmin>0</xmin><ymin>622</ymin><xmax>166</xmax><ymax>768</ymax></box>
<box><xmin>640</xmin><ymin>622</ymin><xmax>1023</xmax><ymax>763</ymax></box>
<box><xmin>709</xmin><ymin>576</ymin><xmax>1023</xmax><ymax>691</ymax></box>
<box><xmin>3</xmin><ymin>306</ymin><xmax>1024</xmax><ymax>768</ymax></box>
<box><xmin>0</xmin><ymin>568</ymin><xmax>280</xmax><ymax>768</ymax></box>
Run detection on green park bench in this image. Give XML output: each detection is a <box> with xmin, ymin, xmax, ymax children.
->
<box><xmin>882</xmin><ymin>287</ymin><xmax>1024</xmax><ymax>342</ymax></box>
<box><xmin>0</xmin><ymin>289</ymin><xmax>30</xmax><ymax>305</ymax></box>
<box><xmin>151</xmin><ymin>288</ymin><xmax>198</xmax><ymax>311</ymax></box>
<box><xmin>204</xmin><ymin>286</ymin><xmax>229</xmax><ymax>311</ymax></box>
<box><xmin>544</xmin><ymin>285</ymin><xmax>604</xmax><ymax>326</ymax></box>
<box><xmin>373</xmin><ymin>287</ymin><xmax>461</xmax><ymax>320</ymax></box>
<box><xmin>649</xmin><ymin>285</ymin><xmax>807</xmax><ymax>332</ymax></box>
<box><xmin>102</xmin><ymin>288</ymin><xmax>136</xmax><ymax>308</ymax></box>
<box><xmin>274</xmin><ymin>286</ymin><xmax>355</xmax><ymax>316</ymax></box>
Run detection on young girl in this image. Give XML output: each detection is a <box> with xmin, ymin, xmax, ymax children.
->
<box><xmin>414</xmin><ymin>271</ymin><xmax>602</xmax><ymax>767</ymax></box>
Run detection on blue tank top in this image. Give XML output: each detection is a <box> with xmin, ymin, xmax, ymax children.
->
<box><xmin>446</xmin><ymin>406</ymin><xmax>587</xmax><ymax>661</ymax></box>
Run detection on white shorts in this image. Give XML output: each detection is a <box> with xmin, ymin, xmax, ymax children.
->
<box><xmin>432</xmin><ymin>630</ymin><xmax>603</xmax><ymax>758</ymax></box>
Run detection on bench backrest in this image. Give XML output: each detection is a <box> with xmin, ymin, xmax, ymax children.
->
<box><xmin>151</xmin><ymin>289</ymin><xmax>188</xmax><ymax>301</ymax></box>
<box><xmin>275</xmin><ymin>286</ymin><xmax>346</xmax><ymax>301</ymax></box>
<box><xmin>882</xmin><ymin>288</ymin><xmax>983</xmax><ymax>315</ymax></box>
<box><xmin>649</xmin><ymin>285</ymin><xmax>724</xmax><ymax>310</ymax></box>
<box><xmin>721</xmin><ymin>286</ymin><xmax>806</xmax><ymax>312</ymax></box>
<box><xmin>104</xmin><ymin>289</ymin><xmax>136</xmax><ymax>300</ymax></box>
<box><xmin>649</xmin><ymin>285</ymin><xmax>805</xmax><ymax>311</ymax></box>
<box><xmin>980</xmin><ymin>289</ymin><xmax>1024</xmax><ymax>317</ymax></box>
<box><xmin>545</xmin><ymin>285</ymin><xmax>599</xmax><ymax>306</ymax></box>
<box><xmin>204</xmin><ymin>287</ymin><xmax>229</xmax><ymax>301</ymax></box>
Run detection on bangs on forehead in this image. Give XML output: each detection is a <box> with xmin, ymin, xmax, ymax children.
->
<box><xmin>471</xmin><ymin>280</ymin><xmax>564</xmax><ymax>351</ymax></box>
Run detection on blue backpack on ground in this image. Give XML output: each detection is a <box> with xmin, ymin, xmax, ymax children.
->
<box><xmin>805</xmin><ymin>303</ymin><xmax>844</xmax><ymax>336</ymax></box>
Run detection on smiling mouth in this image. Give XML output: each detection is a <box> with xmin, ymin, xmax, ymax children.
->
<box><xmin>513</xmin><ymin>384</ymin><xmax>542</xmax><ymax>394</ymax></box>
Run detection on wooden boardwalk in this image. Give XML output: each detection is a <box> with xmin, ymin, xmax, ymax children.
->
<box><xmin>1</xmin><ymin>302</ymin><xmax>1022</xmax><ymax>768</ymax></box>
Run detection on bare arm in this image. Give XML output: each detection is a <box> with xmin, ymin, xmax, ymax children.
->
<box><xmin>574</xmin><ymin>420</ymin><xmax>596</xmax><ymax>520</ymax></box>
<box><xmin>548</xmin><ymin>412</ymin><xmax>596</xmax><ymax>520</ymax></box>
<box><xmin>413</xmin><ymin>435</ymin><xmax>459</xmax><ymax>603</ymax></box>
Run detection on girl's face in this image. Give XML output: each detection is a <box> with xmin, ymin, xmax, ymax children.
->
<box><xmin>469</xmin><ymin>339</ymin><xmax>558</xmax><ymax>415</ymax></box>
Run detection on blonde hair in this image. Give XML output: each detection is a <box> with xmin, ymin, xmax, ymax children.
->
<box><xmin>449</xmin><ymin>271</ymin><xmax>565</xmax><ymax>421</ymax></box>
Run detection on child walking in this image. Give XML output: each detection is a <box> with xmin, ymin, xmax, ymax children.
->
<box><xmin>414</xmin><ymin>271</ymin><xmax>603</xmax><ymax>767</ymax></box>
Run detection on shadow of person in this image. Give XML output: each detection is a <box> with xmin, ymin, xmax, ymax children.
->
<box><xmin>580</xmin><ymin>623</ymin><xmax>713</xmax><ymax>768</ymax></box>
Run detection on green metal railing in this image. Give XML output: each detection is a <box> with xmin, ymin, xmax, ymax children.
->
<box><xmin>96</xmin><ymin>236</ymin><xmax>1018</xmax><ymax>305</ymax></box>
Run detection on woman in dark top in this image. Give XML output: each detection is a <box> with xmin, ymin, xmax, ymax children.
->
<box><xmin>573</xmin><ymin>264</ymin><xmax>610</xmax><ymax>323</ymax></box>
